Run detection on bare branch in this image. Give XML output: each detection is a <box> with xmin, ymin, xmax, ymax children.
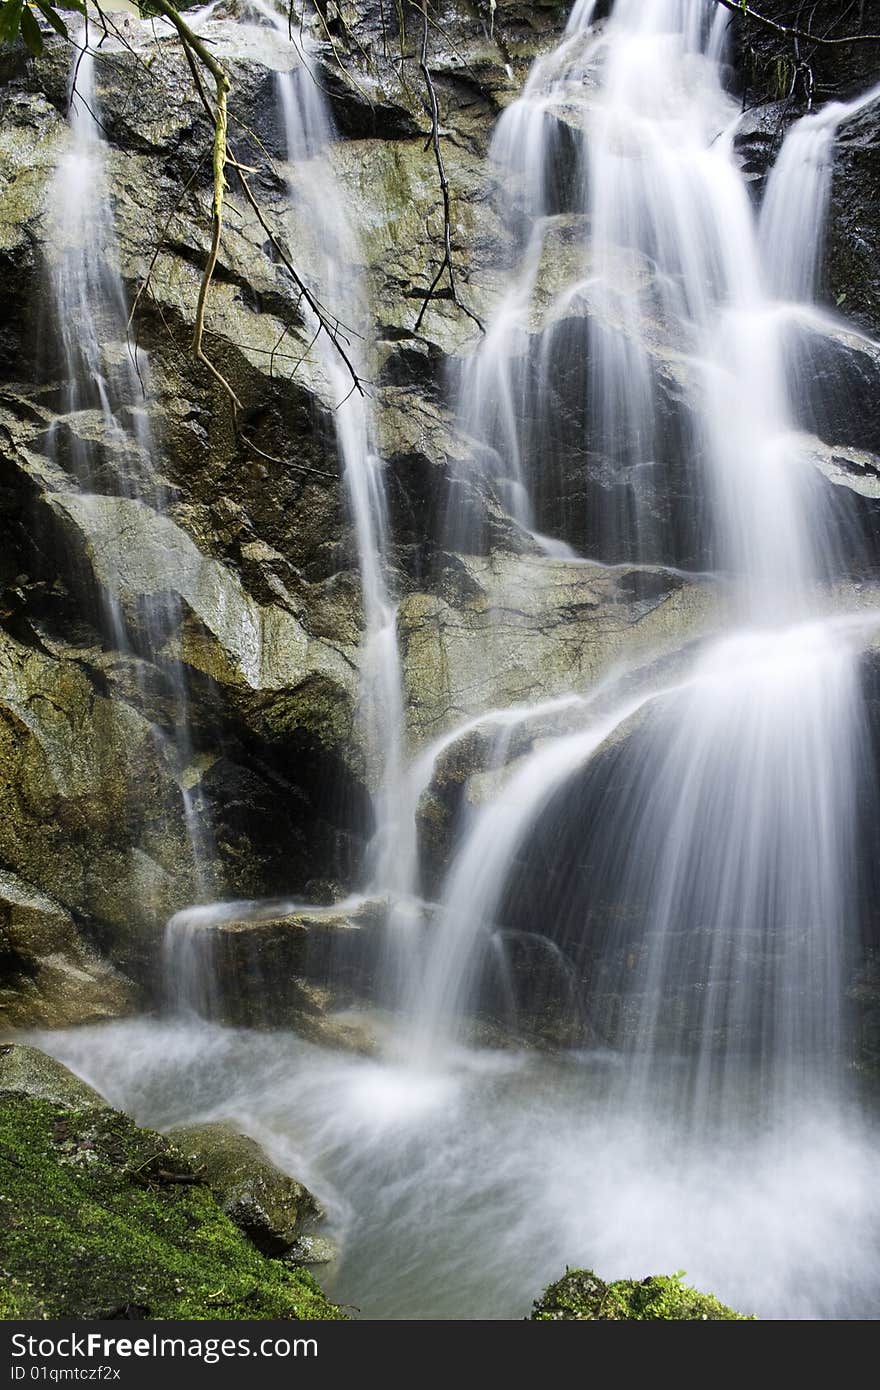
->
<box><xmin>712</xmin><ymin>0</ymin><xmax>880</xmax><ymax>45</ymax></box>
<box><xmin>227</xmin><ymin>151</ymin><xmax>365</xmax><ymax>396</ymax></box>
<box><xmin>141</xmin><ymin>0</ymin><xmax>240</xmax><ymax>409</ymax></box>
<box><xmin>413</xmin><ymin>0</ymin><xmax>483</xmax><ymax>335</ymax></box>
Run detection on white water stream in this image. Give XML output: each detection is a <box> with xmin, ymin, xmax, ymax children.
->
<box><xmin>47</xmin><ymin>41</ymin><xmax>212</xmax><ymax>899</ymax></box>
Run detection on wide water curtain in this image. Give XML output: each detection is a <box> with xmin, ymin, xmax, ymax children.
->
<box><xmin>422</xmin><ymin>0</ymin><xmax>875</xmax><ymax>1112</ymax></box>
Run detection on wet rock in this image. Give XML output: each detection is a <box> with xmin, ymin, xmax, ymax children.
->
<box><xmin>732</xmin><ymin>1</ymin><xmax>880</xmax><ymax>103</ymax></box>
<box><xmin>733</xmin><ymin>100</ymin><xmax>790</xmax><ymax>200</ymax></box>
<box><xmin>44</xmin><ymin>491</ymin><xmax>361</xmax><ymax>763</ymax></box>
<box><xmin>167</xmin><ymin>1121</ymin><xmax>320</xmax><ymax>1255</ymax></box>
<box><xmin>0</xmin><ymin>625</ymin><xmax>197</xmax><ymax>978</ymax></box>
<box><xmin>400</xmin><ymin>552</ymin><xmax>718</xmax><ymax>744</ymax></box>
<box><xmin>784</xmin><ymin>318</ymin><xmax>880</xmax><ymax>461</ymax></box>
<box><xmin>0</xmin><ymin>1042</ymin><xmax>109</xmax><ymax>1109</ymax></box>
<box><xmin>170</xmin><ymin>898</ymin><xmax>388</xmax><ymax>1046</ymax></box>
<box><xmin>828</xmin><ymin>105</ymin><xmax>880</xmax><ymax>335</ymax></box>
<box><xmin>285</xmin><ymin>1232</ymin><xmax>338</xmax><ymax>1266</ymax></box>
<box><xmin>0</xmin><ymin>872</ymin><xmax>137</xmax><ymax>1032</ymax></box>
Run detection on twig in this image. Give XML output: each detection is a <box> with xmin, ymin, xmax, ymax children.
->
<box><xmin>712</xmin><ymin>0</ymin><xmax>880</xmax><ymax>45</ymax></box>
<box><xmin>413</xmin><ymin>0</ymin><xmax>483</xmax><ymax>335</ymax></box>
<box><xmin>127</xmin><ymin>153</ymin><xmax>209</xmax><ymax>333</ymax></box>
<box><xmin>144</xmin><ymin>0</ymin><xmax>241</xmax><ymax>407</ymax></box>
<box><xmin>227</xmin><ymin>150</ymin><xmax>365</xmax><ymax>395</ymax></box>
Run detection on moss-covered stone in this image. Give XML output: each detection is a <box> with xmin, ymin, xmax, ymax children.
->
<box><xmin>167</xmin><ymin>1121</ymin><xmax>320</xmax><ymax>1255</ymax></box>
<box><xmin>0</xmin><ymin>1044</ymin><xmax>108</xmax><ymax>1110</ymax></box>
<box><xmin>531</xmin><ymin>1268</ymin><xmax>753</xmax><ymax>1321</ymax></box>
<box><xmin>0</xmin><ymin>1089</ymin><xmax>343</xmax><ymax>1320</ymax></box>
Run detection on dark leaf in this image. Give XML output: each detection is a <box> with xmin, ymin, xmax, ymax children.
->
<box><xmin>33</xmin><ymin>0</ymin><xmax>69</xmax><ymax>39</ymax></box>
<box><xmin>0</xmin><ymin>0</ymin><xmax>25</xmax><ymax>45</ymax></box>
<box><xmin>19</xmin><ymin>3</ymin><xmax>44</xmax><ymax>53</ymax></box>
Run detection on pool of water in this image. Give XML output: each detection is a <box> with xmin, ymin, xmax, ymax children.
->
<box><xmin>33</xmin><ymin>1018</ymin><xmax>880</xmax><ymax>1320</ymax></box>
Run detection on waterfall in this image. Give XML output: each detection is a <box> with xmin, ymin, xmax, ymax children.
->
<box><xmin>413</xmin><ymin>0</ymin><xmax>879</xmax><ymax>1110</ymax></box>
<box><xmin>255</xmin><ymin>3</ymin><xmax>407</xmax><ymax>895</ymax></box>
<box><xmin>447</xmin><ymin>0</ymin><xmax>599</xmax><ymax>555</ymax></box>
<box><xmin>163</xmin><ymin>2</ymin><xmax>412</xmax><ymax>1017</ymax></box>
<box><xmin>760</xmin><ymin>81</ymin><xmax>880</xmax><ymax>304</ymax></box>
<box><xmin>47</xmin><ymin>41</ymin><xmax>212</xmax><ymax>911</ymax></box>
<box><xmin>410</xmin><ymin>676</ymin><xmax>684</xmax><ymax>1055</ymax></box>
<box><xmin>31</xmin><ymin>0</ymin><xmax>880</xmax><ymax>1321</ymax></box>
<box><xmin>448</xmin><ymin>0</ymin><xmax>736</xmax><ymax>564</ymax></box>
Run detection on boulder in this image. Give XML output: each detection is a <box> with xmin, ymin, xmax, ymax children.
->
<box><xmin>0</xmin><ymin>1085</ymin><xmax>342</xmax><ymax>1318</ymax></box>
<box><xmin>167</xmin><ymin>1121</ymin><xmax>320</xmax><ymax>1255</ymax></box>
<box><xmin>0</xmin><ymin>871</ymin><xmax>137</xmax><ymax>1031</ymax></box>
<box><xmin>0</xmin><ymin>1042</ymin><xmax>109</xmax><ymax>1109</ymax></box>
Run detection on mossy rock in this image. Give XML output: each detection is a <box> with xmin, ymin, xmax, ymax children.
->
<box><xmin>167</xmin><ymin>1122</ymin><xmax>320</xmax><ymax>1256</ymax></box>
<box><xmin>0</xmin><ymin>1045</ymin><xmax>108</xmax><ymax>1111</ymax></box>
<box><xmin>0</xmin><ymin>1091</ymin><xmax>343</xmax><ymax>1320</ymax></box>
<box><xmin>531</xmin><ymin>1269</ymin><xmax>753</xmax><ymax>1321</ymax></box>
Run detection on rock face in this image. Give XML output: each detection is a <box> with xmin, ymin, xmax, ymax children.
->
<box><xmin>724</xmin><ymin>2</ymin><xmax>880</xmax><ymax>334</ymax></box>
<box><xmin>0</xmin><ymin>1046</ymin><xmax>342</xmax><ymax>1318</ymax></box>
<box><xmin>0</xmin><ymin>871</ymin><xmax>136</xmax><ymax>1031</ymax></box>
<box><xmin>0</xmin><ymin>1</ymin><xmax>579</xmax><ymax>1018</ymax></box>
<box><xmin>0</xmin><ymin>0</ymin><xmax>879</xmax><ymax>1036</ymax></box>
<box><xmin>165</xmin><ymin>897</ymin><xmax>389</xmax><ymax>1046</ymax></box>
<box><xmin>401</xmin><ymin>553</ymin><xmax>717</xmax><ymax>743</ymax></box>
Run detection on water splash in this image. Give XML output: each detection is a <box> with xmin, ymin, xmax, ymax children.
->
<box><xmin>37</xmin><ymin>1018</ymin><xmax>880</xmax><ymax>1319</ymax></box>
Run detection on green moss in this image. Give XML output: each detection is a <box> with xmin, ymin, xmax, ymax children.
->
<box><xmin>0</xmin><ymin>1092</ymin><xmax>344</xmax><ymax>1320</ymax></box>
<box><xmin>532</xmin><ymin>1268</ymin><xmax>754</xmax><ymax>1321</ymax></box>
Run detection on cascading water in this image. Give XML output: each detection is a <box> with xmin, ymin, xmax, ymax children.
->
<box><xmin>271</xmin><ymin>26</ymin><xmax>407</xmax><ymax>886</ymax></box>
<box><xmin>760</xmin><ymin>81</ymin><xmax>880</xmax><ymax>304</ymax></box>
<box><xmin>34</xmin><ymin>0</ymin><xmax>880</xmax><ymax>1321</ymax></box>
<box><xmin>47</xmin><ymin>40</ymin><xmax>211</xmax><ymax>907</ymax></box>
<box><xmin>163</xmin><ymin>1</ymin><xmax>412</xmax><ymax>1014</ymax></box>
<box><xmin>447</xmin><ymin>2</ymin><xmax>600</xmax><ymax>555</ymax></box>
<box><xmin>411</xmin><ymin>0</ymin><xmax>878</xmax><ymax>1113</ymax></box>
<box><xmin>450</xmin><ymin>0</ymin><xmax>731</xmax><ymax>563</ymax></box>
